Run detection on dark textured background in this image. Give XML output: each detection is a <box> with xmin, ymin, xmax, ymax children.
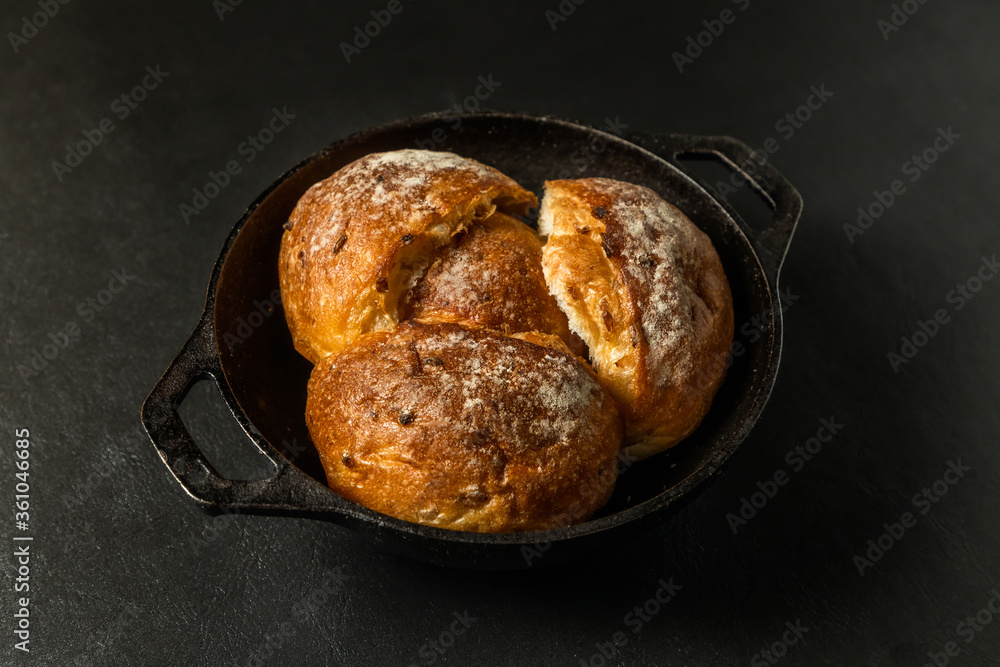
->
<box><xmin>2</xmin><ymin>1</ymin><xmax>999</xmax><ymax>665</ymax></box>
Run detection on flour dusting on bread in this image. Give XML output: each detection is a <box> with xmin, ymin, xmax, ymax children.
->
<box><xmin>539</xmin><ymin>177</ymin><xmax>733</xmax><ymax>457</ymax></box>
<box><xmin>305</xmin><ymin>321</ymin><xmax>621</xmax><ymax>532</ymax></box>
<box><xmin>279</xmin><ymin>150</ymin><xmax>537</xmax><ymax>363</ymax></box>
<box><xmin>285</xmin><ymin>151</ymin><xmax>734</xmax><ymax>533</ymax></box>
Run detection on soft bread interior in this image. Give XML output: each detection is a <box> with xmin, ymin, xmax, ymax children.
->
<box><xmin>538</xmin><ymin>187</ymin><xmax>640</xmax><ymax>408</ymax></box>
<box><xmin>373</xmin><ymin>198</ymin><xmax>499</xmax><ymax>333</ymax></box>
<box><xmin>539</xmin><ymin>179</ymin><xmax>734</xmax><ymax>460</ymax></box>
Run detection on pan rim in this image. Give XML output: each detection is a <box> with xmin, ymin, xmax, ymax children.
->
<box><xmin>201</xmin><ymin>109</ymin><xmax>789</xmax><ymax>548</ymax></box>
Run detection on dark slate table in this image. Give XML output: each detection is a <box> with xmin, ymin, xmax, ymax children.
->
<box><xmin>3</xmin><ymin>1</ymin><xmax>998</xmax><ymax>665</ymax></box>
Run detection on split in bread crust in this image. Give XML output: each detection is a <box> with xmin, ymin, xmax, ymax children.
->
<box><xmin>539</xmin><ymin>178</ymin><xmax>734</xmax><ymax>459</ymax></box>
<box><xmin>279</xmin><ymin>150</ymin><xmax>537</xmax><ymax>364</ymax></box>
<box><xmin>403</xmin><ymin>211</ymin><xmax>587</xmax><ymax>356</ymax></box>
<box><xmin>281</xmin><ymin>152</ymin><xmax>735</xmax><ymax>533</ymax></box>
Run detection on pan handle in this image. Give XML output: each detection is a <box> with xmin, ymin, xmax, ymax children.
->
<box><xmin>140</xmin><ymin>318</ymin><xmax>342</xmax><ymax>514</ymax></box>
<box><xmin>627</xmin><ymin>133</ymin><xmax>803</xmax><ymax>284</ymax></box>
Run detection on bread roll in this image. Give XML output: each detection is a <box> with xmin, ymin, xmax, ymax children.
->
<box><xmin>305</xmin><ymin>321</ymin><xmax>623</xmax><ymax>533</ymax></box>
<box><xmin>279</xmin><ymin>150</ymin><xmax>537</xmax><ymax>364</ymax></box>
<box><xmin>403</xmin><ymin>211</ymin><xmax>587</xmax><ymax>356</ymax></box>
<box><xmin>538</xmin><ymin>178</ymin><xmax>733</xmax><ymax>459</ymax></box>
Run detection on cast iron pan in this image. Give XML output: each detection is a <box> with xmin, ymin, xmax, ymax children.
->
<box><xmin>141</xmin><ymin>111</ymin><xmax>802</xmax><ymax>570</ymax></box>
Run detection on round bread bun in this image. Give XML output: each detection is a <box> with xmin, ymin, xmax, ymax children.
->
<box><xmin>279</xmin><ymin>150</ymin><xmax>537</xmax><ymax>364</ymax></box>
<box><xmin>305</xmin><ymin>321</ymin><xmax>623</xmax><ymax>533</ymax></box>
<box><xmin>538</xmin><ymin>178</ymin><xmax>734</xmax><ymax>460</ymax></box>
<box><xmin>403</xmin><ymin>211</ymin><xmax>587</xmax><ymax>356</ymax></box>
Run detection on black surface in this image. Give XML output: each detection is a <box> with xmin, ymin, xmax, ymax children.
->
<box><xmin>2</xmin><ymin>1</ymin><xmax>998</xmax><ymax>665</ymax></box>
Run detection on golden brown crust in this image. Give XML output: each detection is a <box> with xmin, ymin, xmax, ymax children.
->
<box><xmin>279</xmin><ymin>150</ymin><xmax>537</xmax><ymax>364</ymax></box>
<box><xmin>539</xmin><ymin>178</ymin><xmax>734</xmax><ymax>459</ymax></box>
<box><xmin>403</xmin><ymin>212</ymin><xmax>587</xmax><ymax>356</ymax></box>
<box><xmin>305</xmin><ymin>321</ymin><xmax>622</xmax><ymax>533</ymax></box>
